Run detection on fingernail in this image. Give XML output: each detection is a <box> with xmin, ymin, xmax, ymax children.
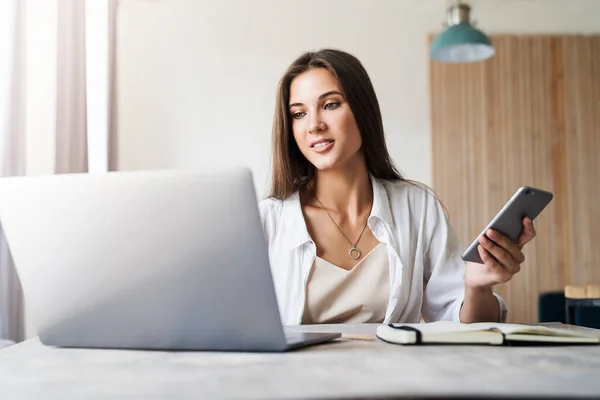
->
<box><xmin>487</xmin><ymin>229</ymin><xmax>496</xmax><ymax>238</ymax></box>
<box><xmin>479</xmin><ymin>236</ymin><xmax>489</xmax><ymax>244</ymax></box>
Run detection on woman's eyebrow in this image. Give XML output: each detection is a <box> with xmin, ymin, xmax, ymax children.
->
<box><xmin>289</xmin><ymin>90</ymin><xmax>343</xmax><ymax>109</ymax></box>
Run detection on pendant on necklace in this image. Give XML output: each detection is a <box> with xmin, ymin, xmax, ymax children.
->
<box><xmin>349</xmin><ymin>247</ymin><xmax>361</xmax><ymax>260</ymax></box>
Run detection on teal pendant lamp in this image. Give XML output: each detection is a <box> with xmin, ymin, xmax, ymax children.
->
<box><xmin>430</xmin><ymin>1</ymin><xmax>494</xmax><ymax>63</ymax></box>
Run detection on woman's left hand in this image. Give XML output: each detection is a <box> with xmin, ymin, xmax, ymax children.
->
<box><xmin>465</xmin><ymin>217</ymin><xmax>537</xmax><ymax>289</ymax></box>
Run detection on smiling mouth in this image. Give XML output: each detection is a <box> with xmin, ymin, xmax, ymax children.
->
<box><xmin>311</xmin><ymin>140</ymin><xmax>334</xmax><ymax>148</ymax></box>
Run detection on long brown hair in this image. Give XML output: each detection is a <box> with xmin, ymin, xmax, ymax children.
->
<box><xmin>267</xmin><ymin>48</ymin><xmax>404</xmax><ymax>199</ymax></box>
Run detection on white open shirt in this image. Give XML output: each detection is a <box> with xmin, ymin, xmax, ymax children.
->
<box><xmin>259</xmin><ymin>176</ymin><xmax>507</xmax><ymax>326</ymax></box>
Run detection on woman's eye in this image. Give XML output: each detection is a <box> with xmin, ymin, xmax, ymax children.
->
<box><xmin>324</xmin><ymin>102</ymin><xmax>339</xmax><ymax>110</ymax></box>
<box><xmin>292</xmin><ymin>112</ymin><xmax>305</xmax><ymax>119</ymax></box>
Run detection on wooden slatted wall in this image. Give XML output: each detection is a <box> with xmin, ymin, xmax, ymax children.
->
<box><xmin>430</xmin><ymin>35</ymin><xmax>600</xmax><ymax>324</ymax></box>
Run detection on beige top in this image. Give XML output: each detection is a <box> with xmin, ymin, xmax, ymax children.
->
<box><xmin>302</xmin><ymin>243</ymin><xmax>390</xmax><ymax>324</ymax></box>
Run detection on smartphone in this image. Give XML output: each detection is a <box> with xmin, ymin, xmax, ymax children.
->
<box><xmin>461</xmin><ymin>186</ymin><xmax>553</xmax><ymax>264</ymax></box>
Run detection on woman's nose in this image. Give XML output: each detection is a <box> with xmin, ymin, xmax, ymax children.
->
<box><xmin>308</xmin><ymin>113</ymin><xmax>326</xmax><ymax>134</ymax></box>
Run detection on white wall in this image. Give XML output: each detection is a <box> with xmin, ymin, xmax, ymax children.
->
<box><xmin>116</xmin><ymin>0</ymin><xmax>600</xmax><ymax>194</ymax></box>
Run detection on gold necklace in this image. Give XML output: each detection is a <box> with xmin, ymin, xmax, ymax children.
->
<box><xmin>313</xmin><ymin>195</ymin><xmax>371</xmax><ymax>260</ymax></box>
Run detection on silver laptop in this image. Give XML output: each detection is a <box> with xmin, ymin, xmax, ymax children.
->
<box><xmin>0</xmin><ymin>168</ymin><xmax>340</xmax><ymax>352</ymax></box>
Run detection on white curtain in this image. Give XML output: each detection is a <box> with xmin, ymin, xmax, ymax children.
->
<box><xmin>56</xmin><ymin>0</ymin><xmax>89</xmax><ymax>174</ymax></box>
<box><xmin>0</xmin><ymin>0</ymin><xmax>26</xmax><ymax>343</ymax></box>
<box><xmin>108</xmin><ymin>0</ymin><xmax>118</xmax><ymax>171</ymax></box>
<box><xmin>0</xmin><ymin>0</ymin><xmax>117</xmax><ymax>343</ymax></box>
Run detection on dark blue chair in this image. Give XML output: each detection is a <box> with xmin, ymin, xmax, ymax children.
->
<box><xmin>538</xmin><ymin>291</ymin><xmax>567</xmax><ymax>323</ymax></box>
<box><xmin>539</xmin><ymin>290</ymin><xmax>600</xmax><ymax>329</ymax></box>
<box><xmin>566</xmin><ymin>299</ymin><xmax>600</xmax><ymax>329</ymax></box>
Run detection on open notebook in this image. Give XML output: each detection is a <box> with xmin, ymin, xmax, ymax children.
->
<box><xmin>376</xmin><ymin>321</ymin><xmax>600</xmax><ymax>345</ymax></box>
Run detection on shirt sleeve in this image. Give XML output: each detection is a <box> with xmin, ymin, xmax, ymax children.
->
<box><xmin>420</xmin><ymin>193</ymin><xmax>508</xmax><ymax>323</ymax></box>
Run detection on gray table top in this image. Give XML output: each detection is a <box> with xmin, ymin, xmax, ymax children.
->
<box><xmin>1</xmin><ymin>323</ymin><xmax>600</xmax><ymax>399</ymax></box>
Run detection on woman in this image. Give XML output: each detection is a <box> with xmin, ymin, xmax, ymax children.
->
<box><xmin>260</xmin><ymin>48</ymin><xmax>535</xmax><ymax>325</ymax></box>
